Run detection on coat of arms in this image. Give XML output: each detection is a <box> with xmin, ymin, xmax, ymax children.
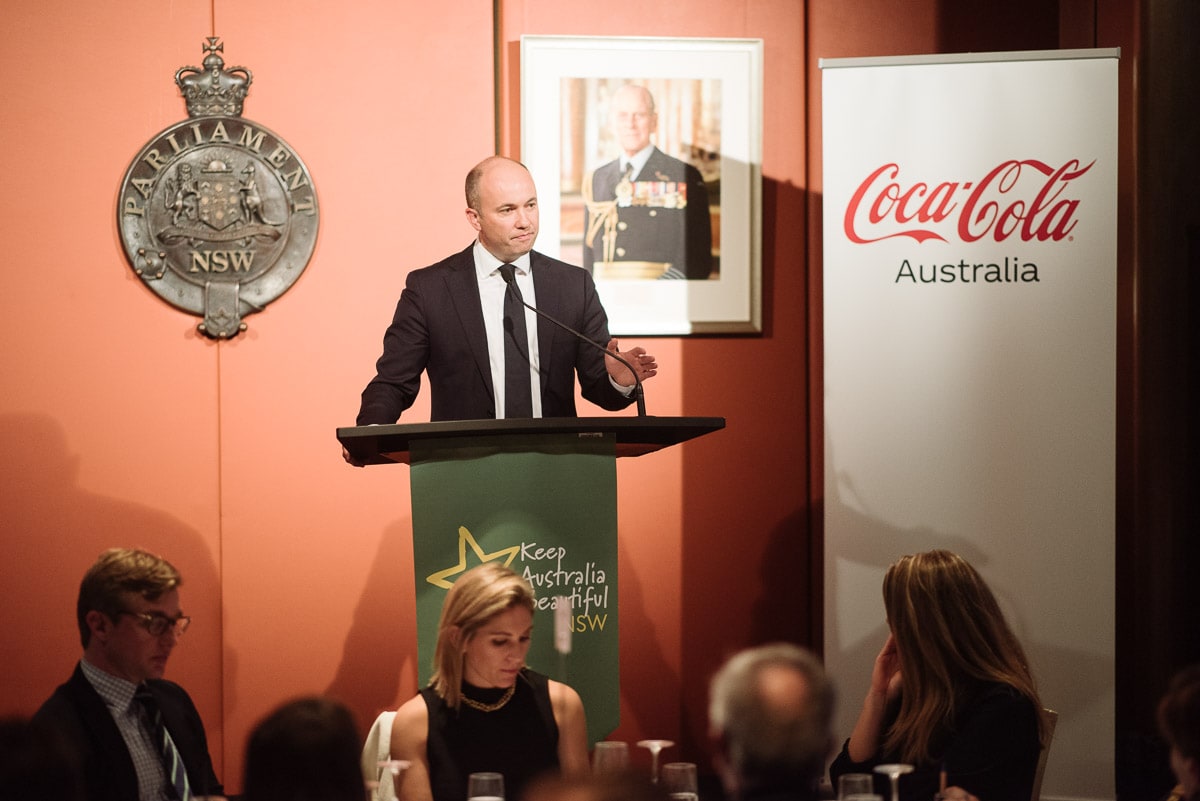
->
<box><xmin>118</xmin><ymin>38</ymin><xmax>318</xmax><ymax>338</ymax></box>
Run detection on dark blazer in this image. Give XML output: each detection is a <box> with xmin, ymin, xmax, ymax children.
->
<box><xmin>357</xmin><ymin>245</ymin><xmax>635</xmax><ymax>424</ymax></box>
<box><xmin>32</xmin><ymin>663</ymin><xmax>224</xmax><ymax>801</ymax></box>
<box><xmin>583</xmin><ymin>146</ymin><xmax>714</xmax><ymax>279</ymax></box>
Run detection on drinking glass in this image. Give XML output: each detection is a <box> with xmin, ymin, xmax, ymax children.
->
<box><xmin>372</xmin><ymin>762</ymin><xmax>410</xmax><ymax>796</ymax></box>
<box><xmin>660</xmin><ymin>762</ymin><xmax>698</xmax><ymax>801</ymax></box>
<box><xmin>467</xmin><ymin>771</ymin><xmax>505</xmax><ymax>801</ymax></box>
<box><xmin>839</xmin><ymin>773</ymin><xmax>875</xmax><ymax>799</ymax></box>
<box><xmin>592</xmin><ymin>741</ymin><xmax>631</xmax><ymax>775</ymax></box>
<box><xmin>636</xmin><ymin>739</ymin><xmax>675</xmax><ymax>783</ymax></box>
<box><xmin>874</xmin><ymin>763</ymin><xmax>914</xmax><ymax>801</ymax></box>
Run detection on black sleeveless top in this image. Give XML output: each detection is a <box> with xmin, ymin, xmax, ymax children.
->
<box><xmin>421</xmin><ymin>668</ymin><xmax>560</xmax><ymax>801</ymax></box>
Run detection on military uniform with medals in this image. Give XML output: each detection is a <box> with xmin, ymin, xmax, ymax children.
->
<box><xmin>583</xmin><ymin>147</ymin><xmax>714</xmax><ymax>280</ymax></box>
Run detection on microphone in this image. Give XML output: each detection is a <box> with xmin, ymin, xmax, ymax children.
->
<box><xmin>500</xmin><ymin>268</ymin><xmax>646</xmax><ymax>417</ymax></box>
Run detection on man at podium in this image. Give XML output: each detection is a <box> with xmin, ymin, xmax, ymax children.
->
<box><xmin>354</xmin><ymin>156</ymin><xmax>657</xmax><ymax>431</ymax></box>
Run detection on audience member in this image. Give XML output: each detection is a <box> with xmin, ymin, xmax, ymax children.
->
<box><xmin>1158</xmin><ymin>664</ymin><xmax>1200</xmax><ymax>801</ymax></box>
<box><xmin>243</xmin><ymin>696</ymin><xmax>364</xmax><ymax>801</ymax></box>
<box><xmin>829</xmin><ymin>550</ymin><xmax>1046</xmax><ymax>801</ymax></box>
<box><xmin>709</xmin><ymin>643</ymin><xmax>835</xmax><ymax>801</ymax></box>
<box><xmin>32</xmin><ymin>547</ymin><xmax>224</xmax><ymax>801</ymax></box>
<box><xmin>0</xmin><ymin>716</ymin><xmax>84</xmax><ymax>801</ymax></box>
<box><xmin>388</xmin><ymin>562</ymin><xmax>590</xmax><ymax>801</ymax></box>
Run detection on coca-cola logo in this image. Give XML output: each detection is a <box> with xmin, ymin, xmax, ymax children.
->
<box><xmin>843</xmin><ymin>159</ymin><xmax>1094</xmax><ymax>245</ymax></box>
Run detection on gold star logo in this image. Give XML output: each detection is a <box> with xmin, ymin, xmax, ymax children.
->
<box><xmin>424</xmin><ymin>526</ymin><xmax>520</xmax><ymax>589</ymax></box>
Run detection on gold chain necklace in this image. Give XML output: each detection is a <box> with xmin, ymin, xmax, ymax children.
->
<box><xmin>460</xmin><ymin>683</ymin><xmax>515</xmax><ymax>713</ymax></box>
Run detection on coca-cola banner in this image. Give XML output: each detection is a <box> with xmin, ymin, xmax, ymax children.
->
<box><xmin>821</xmin><ymin>50</ymin><xmax>1118</xmax><ymax>801</ymax></box>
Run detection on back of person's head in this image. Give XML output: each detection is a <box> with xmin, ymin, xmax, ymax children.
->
<box><xmin>0</xmin><ymin>716</ymin><xmax>84</xmax><ymax>801</ymax></box>
<box><xmin>882</xmin><ymin>550</ymin><xmax>1041</xmax><ymax>762</ymax></box>
<box><xmin>883</xmin><ymin>549</ymin><xmax>1028</xmax><ymax>685</ymax></box>
<box><xmin>243</xmin><ymin>696</ymin><xmax>362</xmax><ymax>801</ymax></box>
<box><xmin>76</xmin><ymin>547</ymin><xmax>181</xmax><ymax>648</ymax></box>
<box><xmin>1159</xmin><ymin>664</ymin><xmax>1200</xmax><ymax>796</ymax></box>
<box><xmin>430</xmin><ymin>562</ymin><xmax>535</xmax><ymax>705</ymax></box>
<box><xmin>524</xmin><ymin>771</ymin><xmax>668</xmax><ymax>801</ymax></box>
<box><xmin>708</xmin><ymin>643</ymin><xmax>834</xmax><ymax>795</ymax></box>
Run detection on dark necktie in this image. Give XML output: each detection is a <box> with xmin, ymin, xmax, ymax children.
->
<box><xmin>498</xmin><ymin>263</ymin><xmax>533</xmax><ymax>418</ymax></box>
<box><xmin>135</xmin><ymin>685</ymin><xmax>193</xmax><ymax>801</ymax></box>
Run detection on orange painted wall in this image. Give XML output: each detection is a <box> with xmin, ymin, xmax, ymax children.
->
<box><xmin>0</xmin><ymin>0</ymin><xmax>812</xmax><ymax>792</ymax></box>
<box><xmin>1</xmin><ymin>0</ymin><xmax>1138</xmax><ymax>795</ymax></box>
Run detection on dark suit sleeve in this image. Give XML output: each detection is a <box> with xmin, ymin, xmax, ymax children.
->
<box><xmin>357</xmin><ymin>274</ymin><xmax>431</xmax><ymax>424</ymax></box>
<box><xmin>574</xmin><ymin>268</ymin><xmax>635</xmax><ymax>412</ymax></box>
<box><xmin>34</xmin><ymin>669</ymin><xmax>141</xmax><ymax>801</ymax></box>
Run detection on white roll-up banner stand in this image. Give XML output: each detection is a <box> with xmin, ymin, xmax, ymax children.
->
<box><xmin>821</xmin><ymin>49</ymin><xmax>1118</xmax><ymax>801</ymax></box>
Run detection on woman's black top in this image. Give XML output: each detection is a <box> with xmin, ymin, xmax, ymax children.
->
<box><xmin>829</xmin><ymin>682</ymin><xmax>1040</xmax><ymax>801</ymax></box>
<box><xmin>421</xmin><ymin>668</ymin><xmax>560</xmax><ymax>801</ymax></box>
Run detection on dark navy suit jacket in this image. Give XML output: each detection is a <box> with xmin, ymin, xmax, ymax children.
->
<box><xmin>357</xmin><ymin>244</ymin><xmax>634</xmax><ymax>423</ymax></box>
<box><xmin>32</xmin><ymin>663</ymin><xmax>224</xmax><ymax>801</ymax></box>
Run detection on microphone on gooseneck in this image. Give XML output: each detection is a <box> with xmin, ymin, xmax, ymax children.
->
<box><xmin>499</xmin><ymin>268</ymin><xmax>646</xmax><ymax>417</ymax></box>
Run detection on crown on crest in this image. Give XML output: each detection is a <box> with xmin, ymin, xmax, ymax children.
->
<box><xmin>175</xmin><ymin>37</ymin><xmax>253</xmax><ymax>117</ymax></box>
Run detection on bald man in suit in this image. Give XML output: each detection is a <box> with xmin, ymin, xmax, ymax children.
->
<box><xmin>354</xmin><ymin>156</ymin><xmax>657</xmax><ymax>431</ymax></box>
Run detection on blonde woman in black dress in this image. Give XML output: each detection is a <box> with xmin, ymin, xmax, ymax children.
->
<box><xmin>390</xmin><ymin>563</ymin><xmax>589</xmax><ymax>801</ymax></box>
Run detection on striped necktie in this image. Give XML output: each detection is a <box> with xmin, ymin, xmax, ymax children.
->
<box><xmin>135</xmin><ymin>685</ymin><xmax>193</xmax><ymax>801</ymax></box>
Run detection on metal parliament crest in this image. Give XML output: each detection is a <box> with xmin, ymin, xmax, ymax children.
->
<box><xmin>118</xmin><ymin>38</ymin><xmax>318</xmax><ymax>338</ymax></box>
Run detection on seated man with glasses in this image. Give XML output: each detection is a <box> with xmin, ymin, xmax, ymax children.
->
<box><xmin>33</xmin><ymin>547</ymin><xmax>225</xmax><ymax>801</ymax></box>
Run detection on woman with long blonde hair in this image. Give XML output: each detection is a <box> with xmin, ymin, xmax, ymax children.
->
<box><xmin>830</xmin><ymin>550</ymin><xmax>1047</xmax><ymax>801</ymax></box>
<box><xmin>389</xmin><ymin>563</ymin><xmax>589</xmax><ymax>801</ymax></box>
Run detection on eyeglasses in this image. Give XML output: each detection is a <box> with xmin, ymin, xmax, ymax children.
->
<box><xmin>116</xmin><ymin>610</ymin><xmax>191</xmax><ymax>637</ymax></box>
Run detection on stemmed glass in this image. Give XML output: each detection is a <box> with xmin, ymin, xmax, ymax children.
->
<box><xmin>636</xmin><ymin>739</ymin><xmax>675</xmax><ymax>783</ymax></box>
<box><xmin>874</xmin><ymin>763</ymin><xmax>913</xmax><ymax>801</ymax></box>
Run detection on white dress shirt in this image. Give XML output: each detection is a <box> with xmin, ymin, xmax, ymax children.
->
<box><xmin>474</xmin><ymin>241</ymin><xmax>541</xmax><ymax>418</ymax></box>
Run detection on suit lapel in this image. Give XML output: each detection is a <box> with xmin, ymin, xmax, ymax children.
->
<box><xmin>442</xmin><ymin>245</ymin><xmax>494</xmax><ymax>399</ymax></box>
<box><xmin>530</xmin><ymin>253</ymin><xmax>562</xmax><ymax>397</ymax></box>
<box><xmin>68</xmin><ymin>664</ymin><xmax>141</xmax><ymax>797</ymax></box>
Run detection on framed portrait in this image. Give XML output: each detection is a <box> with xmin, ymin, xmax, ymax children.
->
<box><xmin>520</xmin><ymin>35</ymin><xmax>763</xmax><ymax>335</ymax></box>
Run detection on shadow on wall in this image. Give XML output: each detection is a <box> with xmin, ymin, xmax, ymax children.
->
<box><xmin>325</xmin><ymin>516</ymin><xmax>418</xmax><ymax>738</ymax></box>
<box><xmin>0</xmin><ymin>413</ymin><xmax>232</xmax><ymax>753</ymax></box>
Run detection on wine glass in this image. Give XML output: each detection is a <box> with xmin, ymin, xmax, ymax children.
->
<box><xmin>660</xmin><ymin>762</ymin><xmax>698</xmax><ymax>801</ymax></box>
<box><xmin>874</xmin><ymin>763</ymin><xmax>913</xmax><ymax>801</ymax></box>
<box><xmin>592</xmin><ymin>741</ymin><xmax>630</xmax><ymax>775</ymax></box>
<box><xmin>467</xmin><ymin>771</ymin><xmax>505</xmax><ymax>801</ymax></box>
<box><xmin>636</xmin><ymin>739</ymin><xmax>675</xmax><ymax>783</ymax></box>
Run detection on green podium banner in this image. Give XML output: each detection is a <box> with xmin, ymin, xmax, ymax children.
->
<box><xmin>410</xmin><ymin>433</ymin><xmax>619</xmax><ymax>745</ymax></box>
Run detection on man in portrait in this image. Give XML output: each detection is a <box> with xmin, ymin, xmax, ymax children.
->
<box><xmin>582</xmin><ymin>83</ymin><xmax>714</xmax><ymax>281</ymax></box>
